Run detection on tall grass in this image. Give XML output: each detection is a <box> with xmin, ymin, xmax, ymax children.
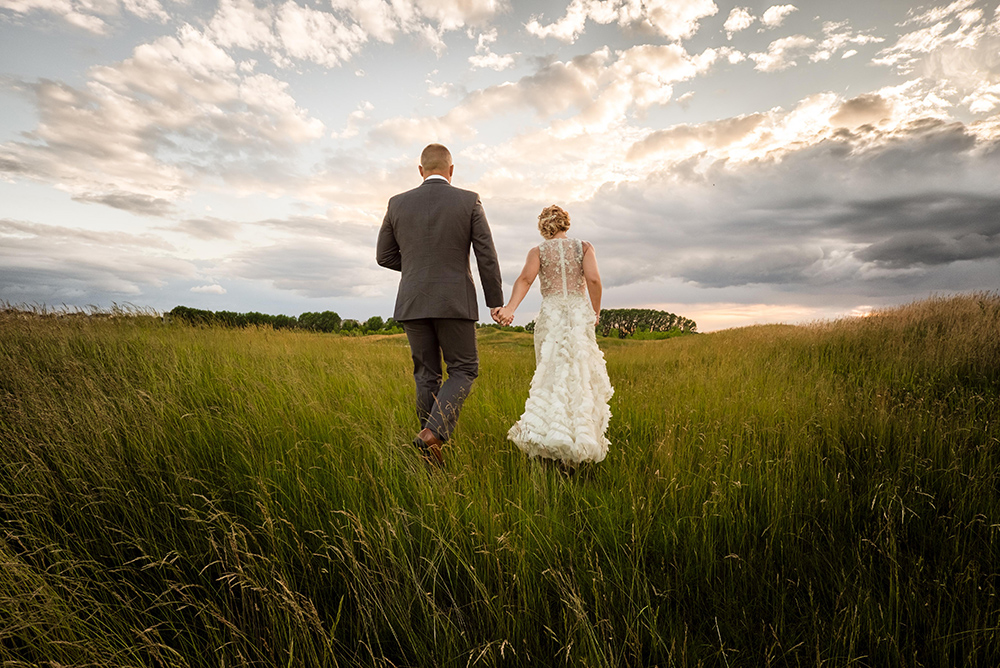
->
<box><xmin>1</xmin><ymin>293</ymin><xmax>998</xmax><ymax>667</ymax></box>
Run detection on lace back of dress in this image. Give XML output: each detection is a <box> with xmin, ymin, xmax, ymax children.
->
<box><xmin>539</xmin><ymin>238</ymin><xmax>586</xmax><ymax>298</ymax></box>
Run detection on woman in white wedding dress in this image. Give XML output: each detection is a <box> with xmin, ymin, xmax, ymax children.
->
<box><xmin>497</xmin><ymin>205</ymin><xmax>613</xmax><ymax>465</ymax></box>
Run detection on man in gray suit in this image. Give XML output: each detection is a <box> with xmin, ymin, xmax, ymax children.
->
<box><xmin>376</xmin><ymin>144</ymin><xmax>504</xmax><ymax>467</ymax></box>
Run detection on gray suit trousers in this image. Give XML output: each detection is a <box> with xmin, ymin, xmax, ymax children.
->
<box><xmin>403</xmin><ymin>318</ymin><xmax>478</xmax><ymax>443</ymax></box>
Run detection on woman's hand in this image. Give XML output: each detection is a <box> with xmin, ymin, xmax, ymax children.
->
<box><xmin>499</xmin><ymin>306</ymin><xmax>515</xmax><ymax>326</ymax></box>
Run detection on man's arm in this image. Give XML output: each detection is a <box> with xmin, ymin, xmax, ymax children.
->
<box><xmin>376</xmin><ymin>208</ymin><xmax>401</xmax><ymax>271</ymax></box>
<box><xmin>470</xmin><ymin>197</ymin><xmax>504</xmax><ymax>308</ymax></box>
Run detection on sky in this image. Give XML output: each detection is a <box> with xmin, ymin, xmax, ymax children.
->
<box><xmin>1</xmin><ymin>0</ymin><xmax>999</xmax><ymax>331</ymax></box>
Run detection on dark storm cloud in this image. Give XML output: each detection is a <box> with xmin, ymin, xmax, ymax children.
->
<box><xmin>555</xmin><ymin>116</ymin><xmax>1000</xmax><ymax>295</ymax></box>
<box><xmin>857</xmin><ymin>231</ymin><xmax>1000</xmax><ymax>268</ymax></box>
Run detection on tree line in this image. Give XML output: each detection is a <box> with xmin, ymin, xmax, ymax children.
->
<box><xmin>480</xmin><ymin>308</ymin><xmax>697</xmax><ymax>339</ymax></box>
<box><xmin>167</xmin><ymin>306</ymin><xmax>402</xmax><ymax>335</ymax></box>
<box><xmin>168</xmin><ymin>305</ymin><xmax>696</xmax><ymax>339</ymax></box>
<box><xmin>596</xmin><ymin>308</ymin><xmax>697</xmax><ymax>337</ymax></box>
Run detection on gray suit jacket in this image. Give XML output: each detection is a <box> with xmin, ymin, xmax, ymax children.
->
<box><xmin>377</xmin><ymin>178</ymin><xmax>504</xmax><ymax>321</ymax></box>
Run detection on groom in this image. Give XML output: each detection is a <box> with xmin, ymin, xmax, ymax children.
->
<box><xmin>376</xmin><ymin>143</ymin><xmax>504</xmax><ymax>467</ymax></box>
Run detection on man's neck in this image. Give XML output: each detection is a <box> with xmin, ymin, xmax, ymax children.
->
<box><xmin>423</xmin><ymin>173</ymin><xmax>450</xmax><ymax>183</ymax></box>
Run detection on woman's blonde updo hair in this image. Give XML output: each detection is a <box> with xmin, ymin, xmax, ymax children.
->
<box><xmin>538</xmin><ymin>205</ymin><xmax>571</xmax><ymax>239</ymax></box>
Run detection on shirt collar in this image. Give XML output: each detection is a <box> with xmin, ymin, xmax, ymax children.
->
<box><xmin>423</xmin><ymin>174</ymin><xmax>449</xmax><ymax>183</ymax></box>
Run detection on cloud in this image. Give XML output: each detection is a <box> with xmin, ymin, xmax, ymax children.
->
<box><xmin>748</xmin><ymin>21</ymin><xmax>881</xmax><ymax>71</ymax></box>
<box><xmin>373</xmin><ymin>47</ymin><xmax>611</xmax><ymax>143</ymax></box>
<box><xmin>221</xmin><ymin>217</ymin><xmax>390</xmax><ymax>298</ymax></box>
<box><xmin>829</xmin><ymin>93</ymin><xmax>893</xmax><ymax>128</ymax></box>
<box><xmin>0</xmin><ymin>217</ymin><xmax>196</xmax><ymax>302</ymax></box>
<box><xmin>874</xmin><ymin>0</ymin><xmax>987</xmax><ymax>72</ymax></box>
<box><xmin>526</xmin><ymin>0</ymin><xmax>717</xmax><ymax>44</ymax></box>
<box><xmin>760</xmin><ymin>4</ymin><xmax>796</xmax><ymax>28</ymax></box>
<box><xmin>0</xmin><ymin>0</ymin><xmax>170</xmax><ymax>33</ymax></box>
<box><xmin>331</xmin><ymin>100</ymin><xmax>375</xmax><ymax>139</ymax></box>
<box><xmin>723</xmin><ymin>7</ymin><xmax>753</xmax><ymax>39</ymax></box>
<box><xmin>579</xmin><ymin>116</ymin><xmax>1000</xmax><ymax>295</ymax></box>
<box><xmin>871</xmin><ymin>2</ymin><xmax>1000</xmax><ymax>117</ymax></box>
<box><xmin>810</xmin><ymin>21</ymin><xmax>884</xmax><ymax>62</ymax></box>
<box><xmin>374</xmin><ymin>43</ymin><xmax>721</xmax><ymax>145</ymax></box>
<box><xmin>190</xmin><ymin>284</ymin><xmax>227</xmax><ymax>294</ymax></box>
<box><xmin>206</xmin><ymin>0</ymin><xmax>506</xmax><ymax>68</ymax></box>
<box><xmin>749</xmin><ymin>34</ymin><xmax>814</xmax><ymax>71</ymax></box>
<box><xmin>0</xmin><ymin>24</ymin><xmax>325</xmax><ymax>215</ymax></box>
<box><xmin>72</xmin><ymin>191</ymin><xmax>178</xmax><ymax>217</ymax></box>
<box><xmin>468</xmin><ymin>28</ymin><xmax>516</xmax><ymax>70</ymax></box>
<box><xmin>626</xmin><ymin>113</ymin><xmax>766</xmax><ymax>160</ymax></box>
<box><xmin>173</xmin><ymin>217</ymin><xmax>241</xmax><ymax>241</ymax></box>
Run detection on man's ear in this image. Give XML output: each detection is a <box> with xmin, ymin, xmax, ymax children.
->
<box><xmin>419</xmin><ymin>165</ymin><xmax>425</xmax><ymax>178</ymax></box>
<box><xmin>448</xmin><ymin>164</ymin><xmax>455</xmax><ymax>178</ymax></box>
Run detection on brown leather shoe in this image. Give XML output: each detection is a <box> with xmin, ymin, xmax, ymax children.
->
<box><xmin>413</xmin><ymin>428</ymin><xmax>445</xmax><ymax>468</ymax></box>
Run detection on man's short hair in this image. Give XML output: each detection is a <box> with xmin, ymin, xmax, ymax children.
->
<box><xmin>420</xmin><ymin>143</ymin><xmax>453</xmax><ymax>172</ymax></box>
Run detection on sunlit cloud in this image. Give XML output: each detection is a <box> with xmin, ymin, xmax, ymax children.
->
<box><xmin>723</xmin><ymin>7</ymin><xmax>753</xmax><ymax>39</ymax></box>
<box><xmin>526</xmin><ymin>0</ymin><xmax>717</xmax><ymax>43</ymax></box>
<box><xmin>760</xmin><ymin>4</ymin><xmax>797</xmax><ymax>28</ymax></box>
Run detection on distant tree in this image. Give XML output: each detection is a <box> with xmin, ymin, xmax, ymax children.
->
<box><xmin>300</xmin><ymin>311</ymin><xmax>342</xmax><ymax>332</ymax></box>
<box><xmin>597</xmin><ymin>308</ymin><xmax>697</xmax><ymax>338</ymax></box>
<box><xmin>364</xmin><ymin>315</ymin><xmax>384</xmax><ymax>333</ymax></box>
<box><xmin>272</xmin><ymin>314</ymin><xmax>297</xmax><ymax>329</ymax></box>
<box><xmin>168</xmin><ymin>305</ymin><xmax>216</xmax><ymax>325</ymax></box>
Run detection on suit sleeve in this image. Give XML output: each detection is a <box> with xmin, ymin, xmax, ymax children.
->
<box><xmin>376</xmin><ymin>207</ymin><xmax>402</xmax><ymax>272</ymax></box>
<box><xmin>470</xmin><ymin>197</ymin><xmax>504</xmax><ymax>308</ymax></box>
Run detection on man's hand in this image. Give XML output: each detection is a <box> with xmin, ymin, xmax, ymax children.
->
<box><xmin>491</xmin><ymin>306</ymin><xmax>514</xmax><ymax>326</ymax></box>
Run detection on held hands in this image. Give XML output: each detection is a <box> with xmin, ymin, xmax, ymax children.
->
<box><xmin>491</xmin><ymin>306</ymin><xmax>514</xmax><ymax>326</ymax></box>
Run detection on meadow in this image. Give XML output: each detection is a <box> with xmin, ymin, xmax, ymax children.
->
<box><xmin>1</xmin><ymin>294</ymin><xmax>998</xmax><ymax>667</ymax></box>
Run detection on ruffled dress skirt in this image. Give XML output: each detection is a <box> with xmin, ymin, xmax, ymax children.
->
<box><xmin>507</xmin><ymin>294</ymin><xmax>613</xmax><ymax>464</ymax></box>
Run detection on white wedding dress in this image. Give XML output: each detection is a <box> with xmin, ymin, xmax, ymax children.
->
<box><xmin>507</xmin><ymin>238</ymin><xmax>614</xmax><ymax>464</ymax></box>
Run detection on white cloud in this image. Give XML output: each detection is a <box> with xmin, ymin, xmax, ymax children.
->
<box><xmin>526</xmin><ymin>0</ymin><xmax>717</xmax><ymax>44</ymax></box>
<box><xmin>723</xmin><ymin>7</ymin><xmax>753</xmax><ymax>39</ymax></box>
<box><xmin>191</xmin><ymin>284</ymin><xmax>227</xmax><ymax>294</ymax></box>
<box><xmin>760</xmin><ymin>4</ymin><xmax>796</xmax><ymax>28</ymax></box>
<box><xmin>0</xmin><ymin>24</ymin><xmax>325</xmax><ymax>213</ymax></box>
<box><xmin>749</xmin><ymin>34</ymin><xmax>814</xmax><ymax>71</ymax></box>
<box><xmin>902</xmin><ymin>0</ymin><xmax>979</xmax><ymax>27</ymax></box>
<box><xmin>468</xmin><ymin>28</ymin><xmax>517</xmax><ymax>70</ymax></box>
<box><xmin>963</xmin><ymin>83</ymin><xmax>1000</xmax><ymax>113</ymax></box>
<box><xmin>0</xmin><ymin>0</ymin><xmax>170</xmax><ymax>33</ymax></box>
<box><xmin>810</xmin><ymin>20</ymin><xmax>883</xmax><ymax>62</ymax></box>
<box><xmin>746</xmin><ymin>21</ymin><xmax>881</xmax><ymax>71</ymax></box>
<box><xmin>874</xmin><ymin>1</ymin><xmax>988</xmax><ymax>72</ymax></box>
<box><xmin>374</xmin><ymin>43</ymin><xmax>722</xmax><ymax>147</ymax></box>
<box><xmin>331</xmin><ymin>101</ymin><xmax>374</xmax><ymax>139</ymax></box>
<box><xmin>205</xmin><ymin>0</ymin><xmax>506</xmax><ymax>69</ymax></box>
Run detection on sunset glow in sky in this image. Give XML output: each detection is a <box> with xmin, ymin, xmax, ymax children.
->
<box><xmin>2</xmin><ymin>0</ymin><xmax>999</xmax><ymax>330</ymax></box>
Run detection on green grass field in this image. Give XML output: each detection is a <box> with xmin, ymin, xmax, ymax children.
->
<box><xmin>2</xmin><ymin>294</ymin><xmax>999</xmax><ymax>667</ymax></box>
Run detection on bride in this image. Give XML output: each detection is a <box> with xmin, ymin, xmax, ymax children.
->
<box><xmin>496</xmin><ymin>205</ymin><xmax>613</xmax><ymax>465</ymax></box>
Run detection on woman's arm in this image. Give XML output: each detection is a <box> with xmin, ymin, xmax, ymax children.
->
<box><xmin>499</xmin><ymin>246</ymin><xmax>540</xmax><ymax>324</ymax></box>
<box><xmin>582</xmin><ymin>241</ymin><xmax>602</xmax><ymax>321</ymax></box>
